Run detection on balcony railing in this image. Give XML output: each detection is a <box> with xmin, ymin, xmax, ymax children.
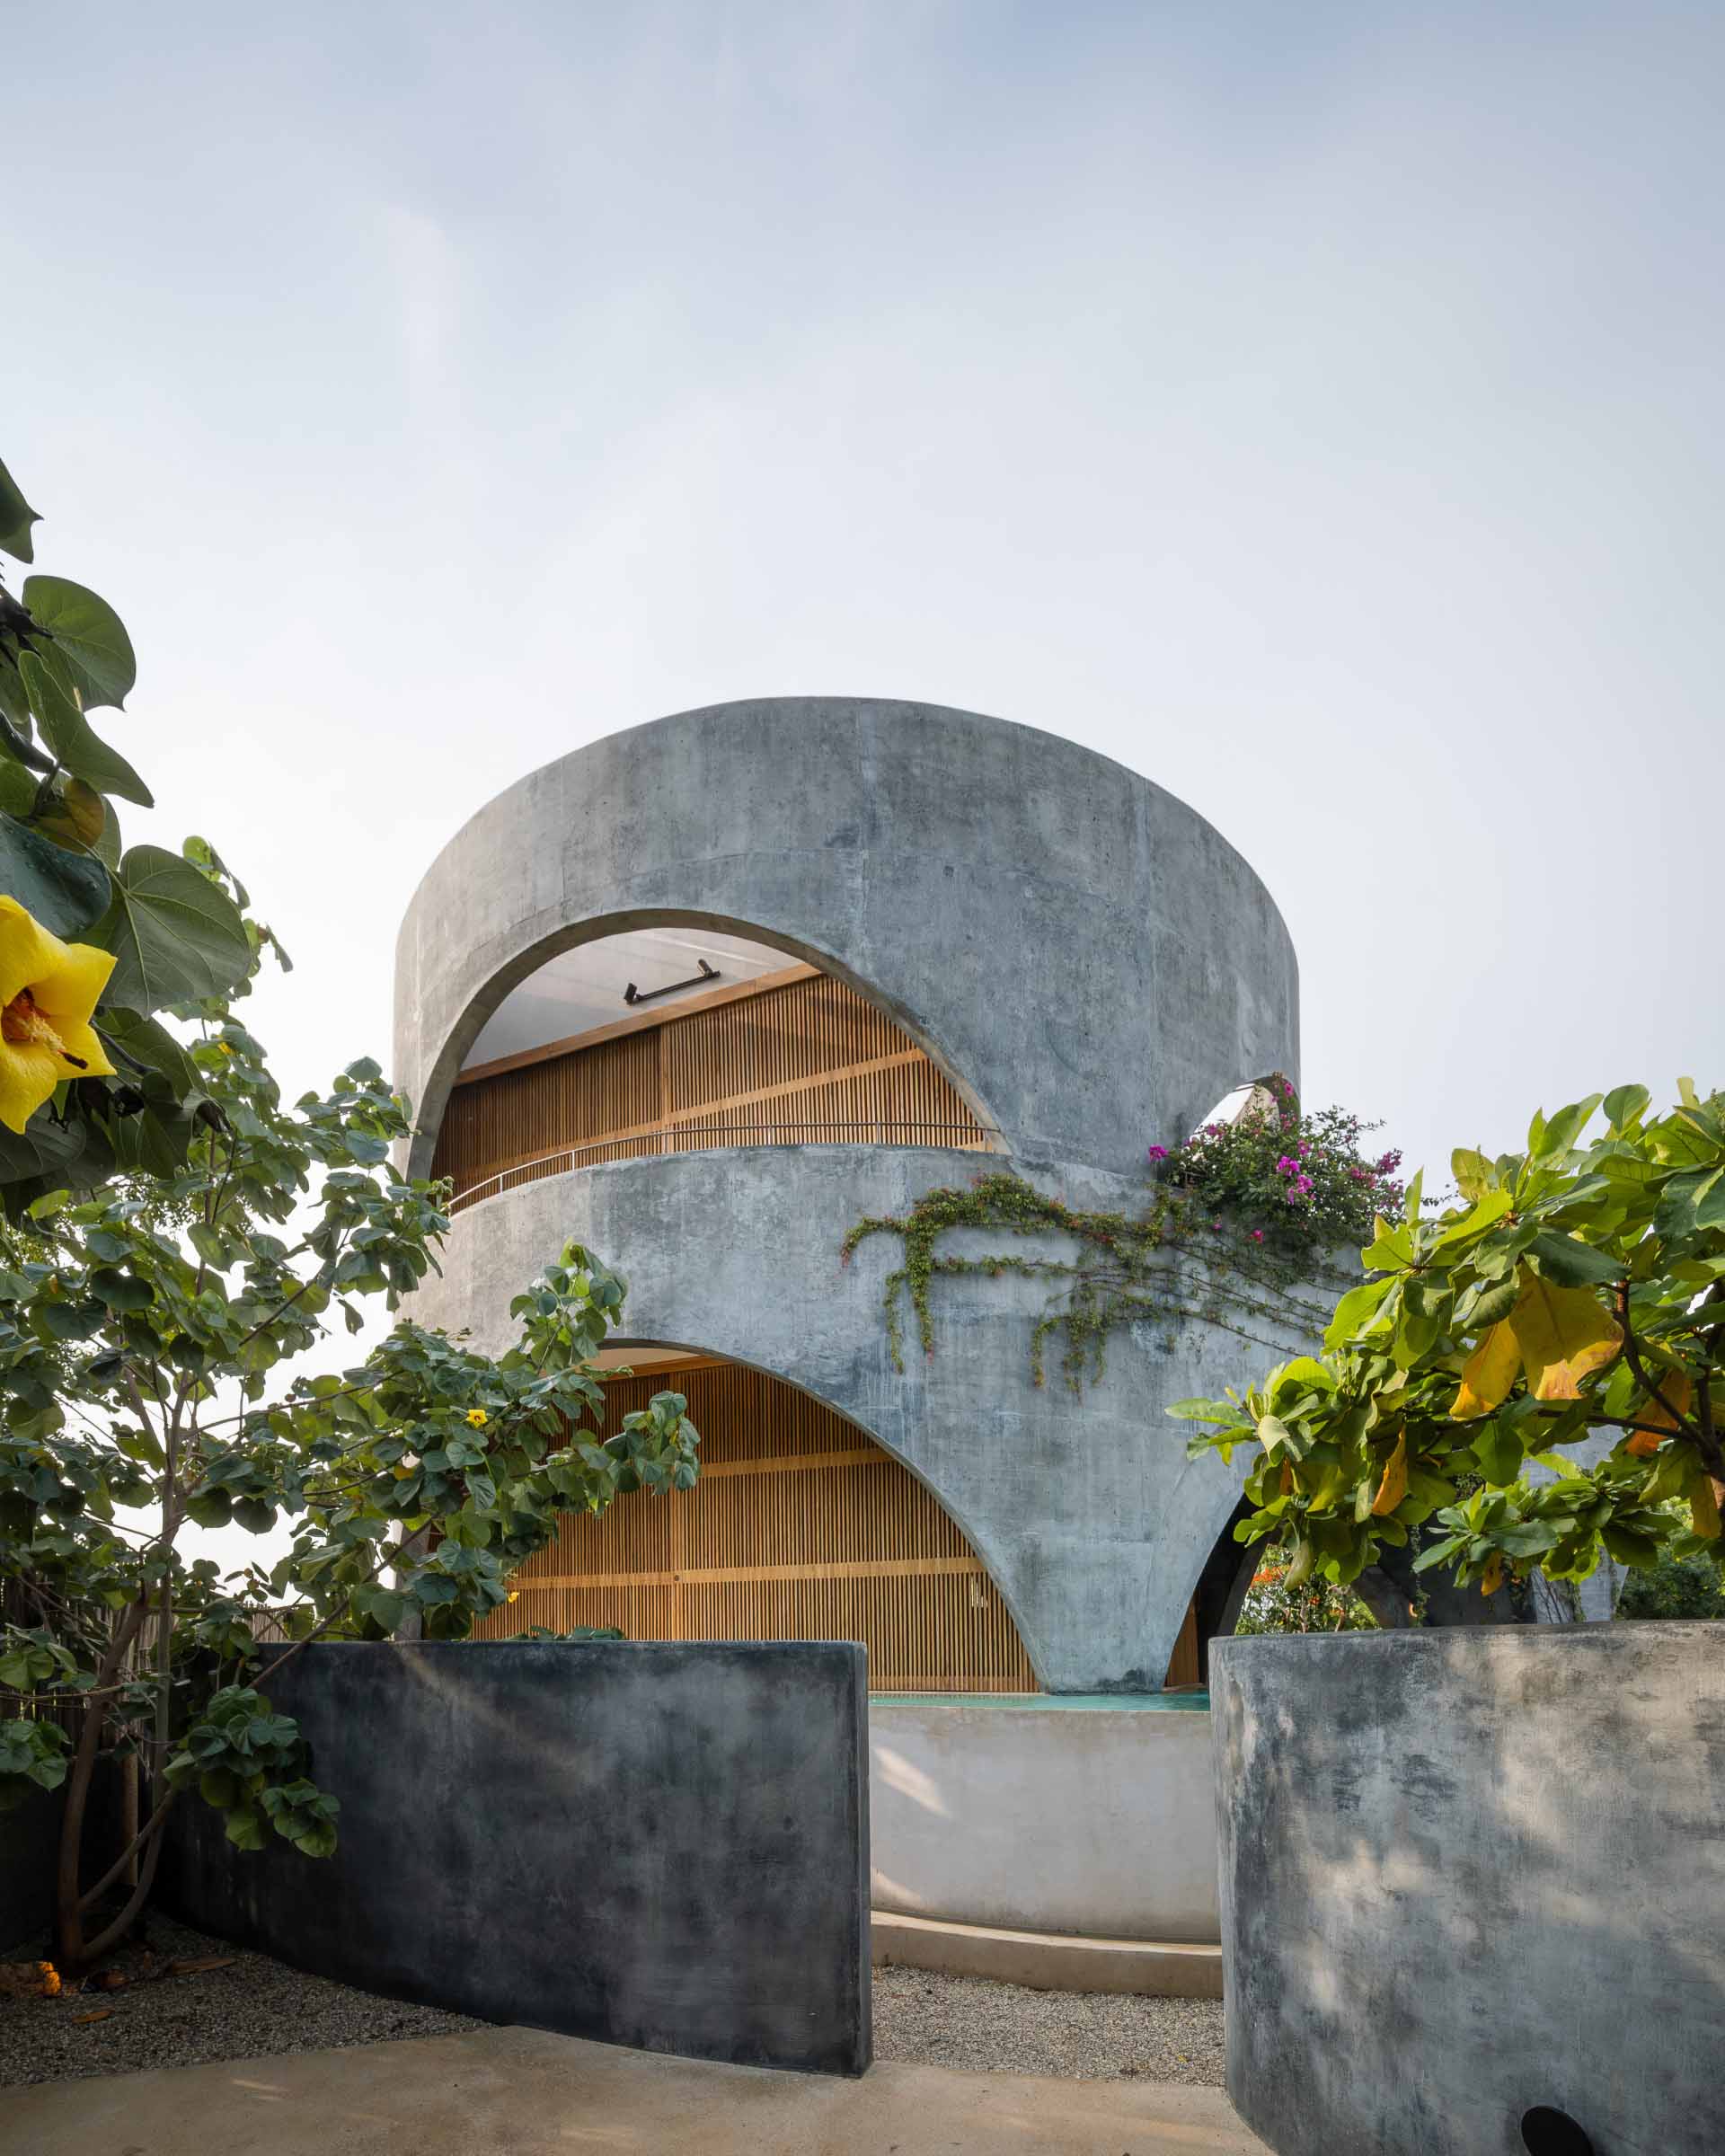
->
<box><xmin>447</xmin><ymin>1116</ymin><xmax>998</xmax><ymax>1216</ymax></box>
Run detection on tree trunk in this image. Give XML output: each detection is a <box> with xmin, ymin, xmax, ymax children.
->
<box><xmin>1356</xmin><ymin>1538</ymin><xmax>1535</xmax><ymax>1630</ymax></box>
<box><xmin>55</xmin><ymin>1597</ymin><xmax>147</xmax><ymax>1970</ymax></box>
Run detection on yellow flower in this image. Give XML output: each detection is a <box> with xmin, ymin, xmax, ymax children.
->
<box><xmin>0</xmin><ymin>897</ymin><xmax>116</xmax><ymax>1134</ymax></box>
<box><xmin>506</xmin><ymin>1590</ymin><xmax>519</xmax><ymax>1604</ymax></box>
<box><xmin>465</xmin><ymin>1409</ymin><xmax>489</xmax><ymax>1428</ymax></box>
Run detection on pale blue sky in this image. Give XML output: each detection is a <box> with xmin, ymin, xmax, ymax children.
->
<box><xmin>10</xmin><ymin>2</ymin><xmax>1722</xmax><ymax>1191</ymax></box>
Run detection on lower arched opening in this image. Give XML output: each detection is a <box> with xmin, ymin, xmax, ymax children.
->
<box><xmin>473</xmin><ymin>1348</ymin><xmax>1039</xmax><ymax>1694</ymax></box>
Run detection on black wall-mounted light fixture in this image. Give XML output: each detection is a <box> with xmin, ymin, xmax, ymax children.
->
<box><xmin>624</xmin><ymin>959</ymin><xmax>721</xmax><ymax>1008</ymax></box>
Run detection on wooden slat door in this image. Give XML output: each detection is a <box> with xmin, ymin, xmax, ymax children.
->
<box><xmin>474</xmin><ymin>1359</ymin><xmax>1038</xmax><ymax>1694</ymax></box>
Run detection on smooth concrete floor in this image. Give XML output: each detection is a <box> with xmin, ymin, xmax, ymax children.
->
<box><xmin>10</xmin><ymin>2026</ymin><xmax>1272</xmax><ymax>2155</ymax></box>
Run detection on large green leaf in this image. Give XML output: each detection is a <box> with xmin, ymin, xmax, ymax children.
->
<box><xmin>18</xmin><ymin>576</ymin><xmax>136</xmax><ymax>709</ymax></box>
<box><xmin>0</xmin><ymin>457</ymin><xmax>39</xmax><ymax>563</ymax></box>
<box><xmin>88</xmin><ymin>845</ymin><xmax>252</xmax><ymax>1014</ymax></box>
<box><xmin>17</xmin><ymin>651</ymin><xmax>151</xmax><ymax>806</ymax></box>
<box><xmin>0</xmin><ymin>748</ymin><xmax>38</xmax><ymax>817</ymax></box>
<box><xmin>0</xmin><ymin>1110</ymin><xmax>85</xmax><ymax>1185</ymax></box>
<box><xmin>0</xmin><ymin>812</ymin><xmax>112</xmax><ymax>937</ymax></box>
<box><xmin>0</xmin><ymin>646</ymin><xmax>31</xmax><ymax>733</ymax></box>
<box><xmin>96</xmin><ymin>1007</ymin><xmax>200</xmax><ymax>1097</ymax></box>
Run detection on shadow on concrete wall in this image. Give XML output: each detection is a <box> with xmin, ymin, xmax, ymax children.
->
<box><xmin>168</xmin><ymin>1639</ymin><xmax>871</xmax><ymax>2076</ymax></box>
<box><xmin>1213</xmin><ymin>1624</ymin><xmax>1722</xmax><ymax>2156</ymax></box>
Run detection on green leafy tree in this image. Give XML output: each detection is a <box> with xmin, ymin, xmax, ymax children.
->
<box><xmin>0</xmin><ymin>452</ymin><xmax>700</xmax><ymax>1970</ymax></box>
<box><xmin>0</xmin><ymin>450</ymin><xmax>258</xmax><ymax>1202</ymax></box>
<box><xmin>1174</xmin><ymin>1085</ymin><xmax>1725</xmax><ymax>1626</ymax></box>
<box><xmin>0</xmin><ymin>985</ymin><xmax>698</xmax><ymax>1968</ymax></box>
<box><xmin>1233</xmin><ymin>1559</ymin><xmax>1374</xmax><ymax>1636</ymax></box>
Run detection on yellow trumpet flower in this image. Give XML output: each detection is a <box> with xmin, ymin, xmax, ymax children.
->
<box><xmin>465</xmin><ymin>1408</ymin><xmax>489</xmax><ymax>1428</ymax></box>
<box><xmin>0</xmin><ymin>897</ymin><xmax>116</xmax><ymax>1134</ymax></box>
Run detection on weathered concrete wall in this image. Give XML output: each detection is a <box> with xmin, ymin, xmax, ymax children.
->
<box><xmin>168</xmin><ymin>1640</ymin><xmax>871</xmax><ymax>2076</ymax></box>
<box><xmin>404</xmin><ymin>1144</ymin><xmax>1331</xmax><ymax>1693</ymax></box>
<box><xmin>1212</xmin><ymin>1624</ymin><xmax>1723</xmax><ymax>2156</ymax></box>
<box><xmin>394</xmin><ymin>697</ymin><xmax>1300</xmax><ymax>1185</ymax></box>
<box><xmin>871</xmin><ymin>1697</ymin><xmax>1217</xmax><ymax>1941</ymax></box>
<box><xmin>394</xmin><ymin>697</ymin><xmax>1314</xmax><ymax>1693</ymax></box>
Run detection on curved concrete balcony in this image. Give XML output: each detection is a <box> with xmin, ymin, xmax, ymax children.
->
<box><xmin>403</xmin><ymin>1142</ymin><xmax>1328</xmax><ymax>1694</ymax></box>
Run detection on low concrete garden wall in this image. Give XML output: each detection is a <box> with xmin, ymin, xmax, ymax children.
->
<box><xmin>1213</xmin><ymin>1624</ymin><xmax>1722</xmax><ymax>2156</ymax></box>
<box><xmin>871</xmin><ymin>1693</ymin><xmax>1217</xmax><ymax>1940</ymax></box>
<box><xmin>169</xmin><ymin>1639</ymin><xmax>870</xmax><ymax>2075</ymax></box>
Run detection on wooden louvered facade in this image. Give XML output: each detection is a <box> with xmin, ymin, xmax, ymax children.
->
<box><xmin>473</xmin><ymin>1358</ymin><xmax>1040</xmax><ymax>1694</ymax></box>
<box><xmin>433</xmin><ymin>963</ymin><xmax>994</xmax><ymax>1212</ymax></box>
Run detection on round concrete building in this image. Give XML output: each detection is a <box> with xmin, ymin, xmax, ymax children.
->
<box><xmin>395</xmin><ymin>695</ymin><xmax>1315</xmax><ymax>1977</ymax></box>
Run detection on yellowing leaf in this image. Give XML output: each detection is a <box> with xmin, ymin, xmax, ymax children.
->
<box><xmin>1371</xmin><ymin>1433</ymin><xmax>1409</xmax><ymax>1516</ymax></box>
<box><xmin>1480</xmin><ymin>1551</ymin><xmax>1505</xmax><ymax>1595</ymax></box>
<box><xmin>1505</xmin><ymin>1268</ymin><xmax>1621</xmax><ymax>1401</ymax></box>
<box><xmin>1625</xmin><ymin>1374</ymin><xmax>1692</xmax><ymax>1457</ymax></box>
<box><xmin>1692</xmin><ymin>1477</ymin><xmax>1722</xmax><ymax>1541</ymax></box>
<box><xmin>1451</xmin><ymin>1321</ymin><xmax>1520</xmax><ymax>1420</ymax></box>
<box><xmin>1451</xmin><ymin>1148</ymin><xmax>1492</xmax><ymax>1202</ymax></box>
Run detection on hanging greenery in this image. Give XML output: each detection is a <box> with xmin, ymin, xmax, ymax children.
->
<box><xmin>843</xmin><ymin>1086</ymin><xmax>1397</xmax><ymax>1391</ymax></box>
<box><xmin>844</xmin><ymin>1084</ymin><xmax>1394</xmax><ymax>1390</ymax></box>
<box><xmin>842</xmin><ymin>1169</ymin><xmax>1351</xmax><ymax>1392</ymax></box>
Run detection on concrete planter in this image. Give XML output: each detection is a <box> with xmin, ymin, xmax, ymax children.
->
<box><xmin>1211</xmin><ymin>1624</ymin><xmax>1721</xmax><ymax>2156</ymax></box>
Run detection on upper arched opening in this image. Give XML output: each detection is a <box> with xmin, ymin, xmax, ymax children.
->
<box><xmin>429</xmin><ymin>921</ymin><xmax>1000</xmax><ymax>1215</ymax></box>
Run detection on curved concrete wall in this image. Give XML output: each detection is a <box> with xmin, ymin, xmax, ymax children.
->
<box><xmin>404</xmin><ymin>1144</ymin><xmax>1328</xmax><ymax>1692</ymax></box>
<box><xmin>1213</xmin><ymin>1624</ymin><xmax>1723</xmax><ymax>2156</ymax></box>
<box><xmin>394</xmin><ymin>698</ymin><xmax>1299</xmax><ymax>1182</ymax></box>
<box><xmin>870</xmin><ymin>1698</ymin><xmax>1217</xmax><ymax>1942</ymax></box>
<box><xmin>171</xmin><ymin>1641</ymin><xmax>871</xmax><ymax>2076</ymax></box>
<box><xmin>395</xmin><ymin>698</ymin><xmax>1311</xmax><ymax>1692</ymax></box>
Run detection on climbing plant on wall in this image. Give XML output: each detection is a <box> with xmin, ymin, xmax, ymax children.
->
<box><xmin>843</xmin><ymin>1083</ymin><xmax>1390</xmax><ymax>1390</ymax></box>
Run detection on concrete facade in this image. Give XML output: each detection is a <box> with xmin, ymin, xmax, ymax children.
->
<box><xmin>1212</xmin><ymin>1624</ymin><xmax>1723</xmax><ymax>2156</ymax></box>
<box><xmin>870</xmin><ymin>1697</ymin><xmax>1218</xmax><ymax>1940</ymax></box>
<box><xmin>168</xmin><ymin>1639</ymin><xmax>871</xmax><ymax>2076</ymax></box>
<box><xmin>395</xmin><ymin>698</ymin><xmax>1310</xmax><ymax>1692</ymax></box>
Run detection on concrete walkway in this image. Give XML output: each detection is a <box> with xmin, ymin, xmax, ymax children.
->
<box><xmin>11</xmin><ymin>2026</ymin><xmax>1270</xmax><ymax>2154</ymax></box>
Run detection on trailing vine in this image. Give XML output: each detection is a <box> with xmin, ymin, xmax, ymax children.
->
<box><xmin>842</xmin><ymin>1171</ymin><xmax>1349</xmax><ymax>1391</ymax></box>
<box><xmin>842</xmin><ymin>1087</ymin><xmax>1392</xmax><ymax>1392</ymax></box>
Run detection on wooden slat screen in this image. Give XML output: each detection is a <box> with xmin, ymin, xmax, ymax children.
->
<box><xmin>432</xmin><ymin>968</ymin><xmax>991</xmax><ymax>1210</ymax></box>
<box><xmin>473</xmin><ymin>1360</ymin><xmax>1039</xmax><ymax>1694</ymax></box>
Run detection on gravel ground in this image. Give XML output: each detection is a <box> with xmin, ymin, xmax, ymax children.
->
<box><xmin>4</xmin><ymin>1919</ymin><xmax>1225</xmax><ymax>2091</ymax></box>
<box><xmin>872</xmin><ymin>1965</ymin><xmax>1226</xmax><ymax>2086</ymax></box>
<box><xmin>0</xmin><ymin>1917</ymin><xmax>482</xmax><ymax>2088</ymax></box>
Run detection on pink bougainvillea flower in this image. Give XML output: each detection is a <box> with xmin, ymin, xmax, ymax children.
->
<box><xmin>0</xmin><ymin>897</ymin><xmax>116</xmax><ymax>1134</ymax></box>
<box><xmin>1146</xmin><ymin>1144</ymin><xmax>1170</xmax><ymax>1161</ymax></box>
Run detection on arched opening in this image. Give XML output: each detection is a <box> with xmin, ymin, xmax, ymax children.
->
<box><xmin>473</xmin><ymin>1348</ymin><xmax>1039</xmax><ymax>1694</ymax></box>
<box><xmin>430</xmin><ymin>924</ymin><xmax>997</xmax><ymax>1215</ymax></box>
<box><xmin>1163</xmin><ymin>1498</ymin><xmax>1259</xmax><ymax>1689</ymax></box>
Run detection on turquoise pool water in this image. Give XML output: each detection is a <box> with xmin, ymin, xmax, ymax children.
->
<box><xmin>871</xmin><ymin>1690</ymin><xmax>1210</xmax><ymax>1711</ymax></box>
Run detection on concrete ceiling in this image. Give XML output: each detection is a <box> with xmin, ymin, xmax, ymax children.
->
<box><xmin>463</xmin><ymin>926</ymin><xmax>789</xmax><ymax>1069</ymax></box>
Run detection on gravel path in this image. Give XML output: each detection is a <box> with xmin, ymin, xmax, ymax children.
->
<box><xmin>0</xmin><ymin>1917</ymin><xmax>482</xmax><ymax>2088</ymax></box>
<box><xmin>872</xmin><ymin>1965</ymin><xmax>1227</xmax><ymax>2086</ymax></box>
<box><xmin>4</xmin><ymin>1919</ymin><xmax>1226</xmax><ymax>2091</ymax></box>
